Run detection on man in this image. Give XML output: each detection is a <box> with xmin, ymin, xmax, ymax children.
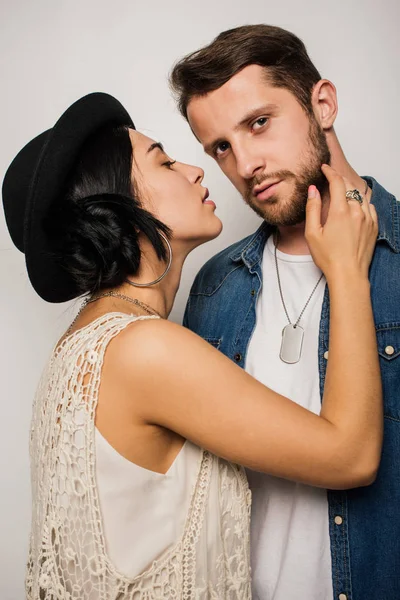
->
<box><xmin>170</xmin><ymin>24</ymin><xmax>400</xmax><ymax>600</ymax></box>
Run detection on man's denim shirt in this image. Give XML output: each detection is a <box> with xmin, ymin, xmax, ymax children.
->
<box><xmin>183</xmin><ymin>177</ymin><xmax>400</xmax><ymax>600</ymax></box>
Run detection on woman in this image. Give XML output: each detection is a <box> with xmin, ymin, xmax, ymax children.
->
<box><xmin>2</xmin><ymin>93</ymin><xmax>381</xmax><ymax>599</ymax></box>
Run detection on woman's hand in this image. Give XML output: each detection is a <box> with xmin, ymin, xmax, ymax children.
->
<box><xmin>305</xmin><ymin>164</ymin><xmax>378</xmax><ymax>280</ymax></box>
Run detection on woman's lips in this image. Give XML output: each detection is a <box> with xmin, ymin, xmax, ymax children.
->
<box><xmin>202</xmin><ymin>188</ymin><xmax>216</xmax><ymax>207</ymax></box>
<box><xmin>203</xmin><ymin>199</ymin><xmax>216</xmax><ymax>208</ymax></box>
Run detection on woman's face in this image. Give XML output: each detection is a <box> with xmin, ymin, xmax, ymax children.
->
<box><xmin>129</xmin><ymin>130</ymin><xmax>222</xmax><ymax>249</ymax></box>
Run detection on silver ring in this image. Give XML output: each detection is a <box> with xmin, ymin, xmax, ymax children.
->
<box><xmin>345</xmin><ymin>189</ymin><xmax>363</xmax><ymax>204</ymax></box>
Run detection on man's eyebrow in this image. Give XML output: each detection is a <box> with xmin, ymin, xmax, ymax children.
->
<box><xmin>147</xmin><ymin>142</ymin><xmax>165</xmax><ymax>154</ymax></box>
<box><xmin>235</xmin><ymin>104</ymin><xmax>279</xmax><ymax>130</ymax></box>
<box><xmin>204</xmin><ymin>104</ymin><xmax>279</xmax><ymax>155</ymax></box>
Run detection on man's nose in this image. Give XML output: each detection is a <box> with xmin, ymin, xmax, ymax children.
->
<box><xmin>235</xmin><ymin>146</ymin><xmax>265</xmax><ymax>180</ymax></box>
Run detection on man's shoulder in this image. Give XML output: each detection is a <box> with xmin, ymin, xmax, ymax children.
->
<box><xmin>367</xmin><ymin>176</ymin><xmax>399</xmax><ymax>254</ymax></box>
<box><xmin>367</xmin><ymin>176</ymin><xmax>397</xmax><ymax>204</ymax></box>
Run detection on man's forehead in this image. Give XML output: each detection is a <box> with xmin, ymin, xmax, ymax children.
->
<box><xmin>187</xmin><ymin>77</ymin><xmax>284</xmax><ymax>149</ymax></box>
<box><xmin>188</xmin><ymin>65</ymin><xmax>271</xmax><ymax>117</ymax></box>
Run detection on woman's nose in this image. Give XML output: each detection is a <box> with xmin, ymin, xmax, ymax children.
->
<box><xmin>183</xmin><ymin>163</ymin><xmax>204</xmax><ymax>185</ymax></box>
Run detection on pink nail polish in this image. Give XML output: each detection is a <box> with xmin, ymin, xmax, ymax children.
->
<box><xmin>309</xmin><ymin>185</ymin><xmax>316</xmax><ymax>198</ymax></box>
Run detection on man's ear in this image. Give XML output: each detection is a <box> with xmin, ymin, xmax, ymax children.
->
<box><xmin>311</xmin><ymin>79</ymin><xmax>338</xmax><ymax>130</ymax></box>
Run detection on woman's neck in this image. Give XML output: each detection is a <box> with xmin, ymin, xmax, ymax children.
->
<box><xmin>110</xmin><ymin>239</ymin><xmax>187</xmax><ymax>319</ymax></box>
<box><xmin>117</xmin><ymin>260</ymin><xmax>183</xmax><ymax>319</ymax></box>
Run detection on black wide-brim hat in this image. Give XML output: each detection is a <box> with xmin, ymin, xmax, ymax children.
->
<box><xmin>2</xmin><ymin>92</ymin><xmax>135</xmax><ymax>303</ymax></box>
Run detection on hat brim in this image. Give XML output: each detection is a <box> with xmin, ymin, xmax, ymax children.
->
<box><xmin>23</xmin><ymin>92</ymin><xmax>134</xmax><ymax>302</ymax></box>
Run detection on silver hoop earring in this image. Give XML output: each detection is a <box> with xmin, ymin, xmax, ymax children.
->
<box><xmin>126</xmin><ymin>231</ymin><xmax>173</xmax><ymax>288</ymax></box>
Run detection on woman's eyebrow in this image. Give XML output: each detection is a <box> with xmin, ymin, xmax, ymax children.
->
<box><xmin>147</xmin><ymin>142</ymin><xmax>165</xmax><ymax>154</ymax></box>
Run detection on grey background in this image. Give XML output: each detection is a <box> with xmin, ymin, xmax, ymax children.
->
<box><xmin>0</xmin><ymin>0</ymin><xmax>399</xmax><ymax>596</ymax></box>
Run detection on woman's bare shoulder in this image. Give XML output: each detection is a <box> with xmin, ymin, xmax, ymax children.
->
<box><xmin>105</xmin><ymin>316</ymin><xmax>208</xmax><ymax>375</ymax></box>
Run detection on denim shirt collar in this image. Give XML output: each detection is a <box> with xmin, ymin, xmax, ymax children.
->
<box><xmin>229</xmin><ymin>221</ymin><xmax>272</xmax><ymax>269</ymax></box>
<box><xmin>229</xmin><ymin>176</ymin><xmax>399</xmax><ymax>270</ymax></box>
<box><xmin>364</xmin><ymin>176</ymin><xmax>400</xmax><ymax>252</ymax></box>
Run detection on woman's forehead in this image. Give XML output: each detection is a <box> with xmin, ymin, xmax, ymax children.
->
<box><xmin>128</xmin><ymin>129</ymin><xmax>156</xmax><ymax>153</ymax></box>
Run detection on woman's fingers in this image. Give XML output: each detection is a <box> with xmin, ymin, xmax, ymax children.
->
<box><xmin>321</xmin><ymin>164</ymin><xmax>347</xmax><ymax>213</ymax></box>
<box><xmin>345</xmin><ymin>188</ymin><xmax>373</xmax><ymax>238</ymax></box>
<box><xmin>305</xmin><ymin>185</ymin><xmax>322</xmax><ymax>242</ymax></box>
<box><xmin>327</xmin><ymin>167</ymin><xmax>372</xmax><ymax>226</ymax></box>
<box><xmin>305</xmin><ymin>164</ymin><xmax>378</xmax><ymax>278</ymax></box>
<box><xmin>370</xmin><ymin>203</ymin><xmax>378</xmax><ymax>230</ymax></box>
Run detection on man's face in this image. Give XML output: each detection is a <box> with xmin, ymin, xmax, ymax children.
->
<box><xmin>187</xmin><ymin>64</ymin><xmax>330</xmax><ymax>226</ymax></box>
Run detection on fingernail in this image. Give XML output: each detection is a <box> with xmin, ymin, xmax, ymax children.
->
<box><xmin>309</xmin><ymin>185</ymin><xmax>316</xmax><ymax>198</ymax></box>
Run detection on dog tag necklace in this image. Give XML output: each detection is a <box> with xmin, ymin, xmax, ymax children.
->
<box><xmin>274</xmin><ymin>234</ymin><xmax>324</xmax><ymax>364</ymax></box>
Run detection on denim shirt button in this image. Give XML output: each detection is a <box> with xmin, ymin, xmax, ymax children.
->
<box><xmin>385</xmin><ymin>345</ymin><xmax>395</xmax><ymax>356</ymax></box>
<box><xmin>334</xmin><ymin>516</ymin><xmax>343</xmax><ymax>525</ymax></box>
<box><xmin>339</xmin><ymin>594</ymin><xmax>347</xmax><ymax>600</ymax></box>
<box><xmin>251</xmin><ymin>289</ymin><xmax>256</xmax><ymax>296</ymax></box>
<box><xmin>234</xmin><ymin>353</ymin><xmax>242</xmax><ymax>362</ymax></box>
<box><xmin>324</xmin><ymin>351</ymin><xmax>329</xmax><ymax>360</ymax></box>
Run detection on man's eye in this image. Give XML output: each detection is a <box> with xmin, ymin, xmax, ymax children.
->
<box><xmin>252</xmin><ymin>117</ymin><xmax>269</xmax><ymax>131</ymax></box>
<box><xmin>215</xmin><ymin>142</ymin><xmax>230</xmax><ymax>157</ymax></box>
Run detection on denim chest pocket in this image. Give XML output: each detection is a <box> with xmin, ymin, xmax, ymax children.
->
<box><xmin>376</xmin><ymin>325</ymin><xmax>400</xmax><ymax>420</ymax></box>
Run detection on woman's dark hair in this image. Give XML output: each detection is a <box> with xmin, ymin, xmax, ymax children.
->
<box><xmin>44</xmin><ymin>125</ymin><xmax>171</xmax><ymax>297</ymax></box>
<box><xmin>170</xmin><ymin>24</ymin><xmax>322</xmax><ymax>119</ymax></box>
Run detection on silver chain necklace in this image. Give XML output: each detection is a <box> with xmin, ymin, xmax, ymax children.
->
<box><xmin>274</xmin><ymin>233</ymin><xmax>324</xmax><ymax>364</ymax></box>
<box><xmin>66</xmin><ymin>290</ymin><xmax>162</xmax><ymax>336</ymax></box>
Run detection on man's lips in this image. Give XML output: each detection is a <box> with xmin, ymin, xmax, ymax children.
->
<box><xmin>253</xmin><ymin>180</ymin><xmax>282</xmax><ymax>196</ymax></box>
<box><xmin>253</xmin><ymin>180</ymin><xmax>282</xmax><ymax>201</ymax></box>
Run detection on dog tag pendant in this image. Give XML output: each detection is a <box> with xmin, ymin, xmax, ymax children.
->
<box><xmin>280</xmin><ymin>324</ymin><xmax>304</xmax><ymax>364</ymax></box>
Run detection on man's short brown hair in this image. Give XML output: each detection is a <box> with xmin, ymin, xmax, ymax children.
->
<box><xmin>170</xmin><ymin>24</ymin><xmax>322</xmax><ymax>119</ymax></box>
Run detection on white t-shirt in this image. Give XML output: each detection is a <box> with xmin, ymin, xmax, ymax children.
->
<box><xmin>245</xmin><ymin>235</ymin><xmax>333</xmax><ymax>600</ymax></box>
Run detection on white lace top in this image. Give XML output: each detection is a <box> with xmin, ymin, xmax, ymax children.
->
<box><xmin>26</xmin><ymin>312</ymin><xmax>252</xmax><ymax>599</ymax></box>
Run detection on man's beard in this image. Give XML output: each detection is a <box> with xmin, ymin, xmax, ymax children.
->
<box><xmin>244</xmin><ymin>119</ymin><xmax>331</xmax><ymax>226</ymax></box>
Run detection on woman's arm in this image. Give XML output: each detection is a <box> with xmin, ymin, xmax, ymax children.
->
<box><xmin>111</xmin><ymin>167</ymin><xmax>382</xmax><ymax>489</ymax></box>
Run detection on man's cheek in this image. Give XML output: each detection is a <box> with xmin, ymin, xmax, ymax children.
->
<box><xmin>222</xmin><ymin>164</ymin><xmax>240</xmax><ymax>188</ymax></box>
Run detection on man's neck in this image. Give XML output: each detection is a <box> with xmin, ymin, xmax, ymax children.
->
<box><xmin>276</xmin><ymin>222</ymin><xmax>309</xmax><ymax>255</ymax></box>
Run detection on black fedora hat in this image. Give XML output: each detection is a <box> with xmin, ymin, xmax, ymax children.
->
<box><xmin>2</xmin><ymin>92</ymin><xmax>135</xmax><ymax>303</ymax></box>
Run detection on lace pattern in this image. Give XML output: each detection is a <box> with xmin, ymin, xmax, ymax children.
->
<box><xmin>26</xmin><ymin>312</ymin><xmax>252</xmax><ymax>599</ymax></box>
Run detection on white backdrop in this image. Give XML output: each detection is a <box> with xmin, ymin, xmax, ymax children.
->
<box><xmin>0</xmin><ymin>0</ymin><xmax>399</xmax><ymax>596</ymax></box>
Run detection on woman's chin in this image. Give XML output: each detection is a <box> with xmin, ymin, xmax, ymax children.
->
<box><xmin>204</xmin><ymin>217</ymin><xmax>223</xmax><ymax>242</ymax></box>
<box><xmin>185</xmin><ymin>220</ymin><xmax>223</xmax><ymax>253</ymax></box>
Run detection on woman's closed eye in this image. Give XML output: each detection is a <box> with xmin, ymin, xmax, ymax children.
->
<box><xmin>162</xmin><ymin>160</ymin><xmax>177</xmax><ymax>170</ymax></box>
